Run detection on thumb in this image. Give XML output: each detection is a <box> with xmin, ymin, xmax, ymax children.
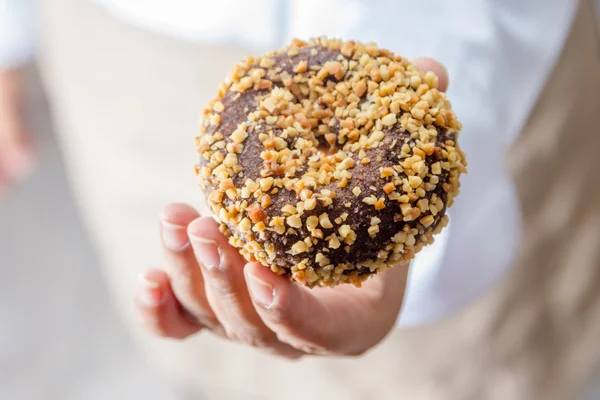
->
<box><xmin>244</xmin><ymin>262</ymin><xmax>408</xmax><ymax>355</ymax></box>
<box><xmin>411</xmin><ymin>57</ymin><xmax>449</xmax><ymax>92</ymax></box>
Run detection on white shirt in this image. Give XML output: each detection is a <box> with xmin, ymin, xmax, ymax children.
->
<box><xmin>0</xmin><ymin>0</ymin><xmax>580</xmax><ymax>326</ymax></box>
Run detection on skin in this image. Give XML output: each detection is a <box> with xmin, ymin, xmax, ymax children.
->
<box><xmin>0</xmin><ymin>69</ymin><xmax>35</xmax><ymax>194</ymax></box>
<box><xmin>134</xmin><ymin>58</ymin><xmax>449</xmax><ymax>359</ymax></box>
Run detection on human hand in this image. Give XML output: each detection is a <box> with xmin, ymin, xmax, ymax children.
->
<box><xmin>134</xmin><ymin>58</ymin><xmax>448</xmax><ymax>358</ymax></box>
<box><xmin>0</xmin><ymin>69</ymin><xmax>35</xmax><ymax>194</ymax></box>
<box><xmin>135</xmin><ymin>202</ymin><xmax>409</xmax><ymax>358</ymax></box>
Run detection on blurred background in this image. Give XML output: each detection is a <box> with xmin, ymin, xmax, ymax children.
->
<box><xmin>0</xmin><ymin>67</ymin><xmax>180</xmax><ymax>399</ymax></box>
<box><xmin>2</xmin><ymin>1</ymin><xmax>600</xmax><ymax>399</ymax></box>
<box><xmin>3</xmin><ymin>61</ymin><xmax>600</xmax><ymax>400</ymax></box>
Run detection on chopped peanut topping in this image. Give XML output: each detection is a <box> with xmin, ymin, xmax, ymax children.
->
<box><xmin>261</xmin><ymin>195</ymin><xmax>273</xmax><ymax>208</ymax></box>
<box><xmin>286</xmin><ymin>214</ymin><xmax>303</xmax><ymax>228</ymax></box>
<box><xmin>219</xmin><ymin>178</ymin><xmax>234</xmax><ymax>191</ymax></box>
<box><xmin>292</xmin><ymin>241</ymin><xmax>308</xmax><ymax>254</ymax></box>
<box><xmin>239</xmin><ymin>217</ymin><xmax>252</xmax><ymax>232</ymax></box>
<box><xmin>368</xmin><ymin>225</ymin><xmax>380</xmax><ymax>237</ymax></box>
<box><xmin>248</xmin><ymin>204</ymin><xmax>267</xmax><ymax>223</ymax></box>
<box><xmin>327</xmin><ymin>234</ymin><xmax>341</xmax><ymax>249</ymax></box>
<box><xmin>381</xmin><ymin>113</ymin><xmax>397</xmax><ymax>126</ymax></box>
<box><xmin>319</xmin><ymin>213</ymin><xmax>334</xmax><ymax>229</ymax></box>
<box><xmin>421</xmin><ymin>215</ymin><xmax>435</xmax><ymax>227</ymax></box>
<box><xmin>408</xmin><ymin>176</ymin><xmax>423</xmax><ymax>188</ymax></box>
<box><xmin>383</xmin><ymin>182</ymin><xmax>395</xmax><ymax>194</ymax></box>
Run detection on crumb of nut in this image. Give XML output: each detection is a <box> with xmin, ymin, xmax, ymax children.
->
<box><xmin>338</xmin><ymin>224</ymin><xmax>352</xmax><ymax>238</ymax></box>
<box><xmin>353</xmin><ymin>80</ymin><xmax>367</xmax><ymax>97</ymax></box>
<box><xmin>213</xmin><ymin>101</ymin><xmax>225</xmax><ymax>112</ymax></box>
<box><xmin>360</xmin><ymin>195</ymin><xmax>375</xmax><ymax>205</ymax></box>
<box><xmin>292</xmin><ymin>240</ymin><xmax>308</xmax><ymax>254</ymax></box>
<box><xmin>380</xmin><ymin>167</ymin><xmax>394</xmax><ymax>178</ymax></box>
<box><xmin>209</xmin><ymin>190</ymin><xmax>224</xmax><ymax>204</ymax></box>
<box><xmin>282</xmin><ymin>204</ymin><xmax>297</xmax><ymax>215</ymax></box>
<box><xmin>259</xmin><ymin>177</ymin><xmax>274</xmax><ymax>192</ymax></box>
<box><xmin>374</xmin><ymin>198</ymin><xmax>386</xmax><ymax>210</ymax></box>
<box><xmin>304</xmin><ymin>197</ymin><xmax>317</xmax><ymax>210</ymax></box>
<box><xmin>261</xmin><ymin>195</ymin><xmax>273</xmax><ymax>208</ymax></box>
<box><xmin>294</xmin><ymin>60</ymin><xmax>308</xmax><ymax>73</ymax></box>
<box><xmin>408</xmin><ymin>176</ymin><xmax>423</xmax><ymax>188</ymax></box>
<box><xmin>420</xmin><ymin>215</ymin><xmax>435</xmax><ymax>227</ymax></box>
<box><xmin>286</xmin><ymin>214</ymin><xmax>303</xmax><ymax>228</ymax></box>
<box><xmin>219</xmin><ymin>178</ymin><xmax>234</xmax><ymax>191</ymax></box>
<box><xmin>327</xmin><ymin>234</ymin><xmax>341</xmax><ymax>249</ymax></box>
<box><xmin>306</xmin><ymin>215</ymin><xmax>319</xmax><ymax>230</ymax></box>
<box><xmin>319</xmin><ymin>213</ymin><xmax>334</xmax><ymax>229</ymax></box>
<box><xmin>248</xmin><ymin>203</ymin><xmax>267</xmax><ymax>223</ymax></box>
<box><xmin>238</xmin><ymin>217</ymin><xmax>252</xmax><ymax>233</ymax></box>
<box><xmin>383</xmin><ymin>182</ymin><xmax>395</xmax><ymax>194</ymax></box>
<box><xmin>381</xmin><ymin>113</ymin><xmax>397</xmax><ymax>126</ymax></box>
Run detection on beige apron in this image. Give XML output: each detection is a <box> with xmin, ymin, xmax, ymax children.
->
<box><xmin>37</xmin><ymin>0</ymin><xmax>600</xmax><ymax>398</ymax></box>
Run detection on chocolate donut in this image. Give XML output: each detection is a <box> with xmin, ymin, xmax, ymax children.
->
<box><xmin>195</xmin><ymin>37</ymin><xmax>466</xmax><ymax>287</ymax></box>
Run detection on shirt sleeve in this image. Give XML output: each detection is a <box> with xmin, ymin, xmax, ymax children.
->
<box><xmin>0</xmin><ymin>0</ymin><xmax>36</xmax><ymax>68</ymax></box>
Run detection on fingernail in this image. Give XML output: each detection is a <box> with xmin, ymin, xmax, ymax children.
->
<box><xmin>161</xmin><ymin>216</ymin><xmax>190</xmax><ymax>251</ymax></box>
<box><xmin>138</xmin><ymin>274</ymin><xmax>163</xmax><ymax>307</ymax></box>
<box><xmin>189</xmin><ymin>234</ymin><xmax>220</xmax><ymax>269</ymax></box>
<box><xmin>247</xmin><ymin>274</ymin><xmax>274</xmax><ymax>308</ymax></box>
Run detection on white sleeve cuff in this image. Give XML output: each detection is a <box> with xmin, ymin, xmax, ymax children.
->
<box><xmin>0</xmin><ymin>0</ymin><xmax>36</xmax><ymax>68</ymax></box>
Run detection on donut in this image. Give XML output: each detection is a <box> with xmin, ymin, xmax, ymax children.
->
<box><xmin>195</xmin><ymin>37</ymin><xmax>466</xmax><ymax>287</ymax></box>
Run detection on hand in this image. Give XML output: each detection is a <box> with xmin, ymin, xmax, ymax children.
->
<box><xmin>134</xmin><ymin>58</ymin><xmax>448</xmax><ymax>358</ymax></box>
<box><xmin>135</xmin><ymin>203</ymin><xmax>409</xmax><ymax>358</ymax></box>
<box><xmin>0</xmin><ymin>69</ymin><xmax>35</xmax><ymax>194</ymax></box>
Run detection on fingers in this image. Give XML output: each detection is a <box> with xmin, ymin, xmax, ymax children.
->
<box><xmin>245</xmin><ymin>262</ymin><xmax>409</xmax><ymax>356</ymax></box>
<box><xmin>0</xmin><ymin>68</ymin><xmax>35</xmax><ymax>190</ymax></box>
<box><xmin>0</xmin><ymin>131</ymin><xmax>35</xmax><ymax>178</ymax></box>
<box><xmin>0</xmin><ymin>114</ymin><xmax>35</xmax><ymax>190</ymax></box>
<box><xmin>135</xmin><ymin>269</ymin><xmax>202</xmax><ymax>339</ymax></box>
<box><xmin>158</xmin><ymin>205</ymin><xmax>302</xmax><ymax>357</ymax></box>
<box><xmin>187</xmin><ymin>217</ymin><xmax>303</xmax><ymax>357</ymax></box>
<box><xmin>160</xmin><ymin>203</ymin><xmax>221</xmax><ymax>330</ymax></box>
<box><xmin>411</xmin><ymin>57</ymin><xmax>449</xmax><ymax>92</ymax></box>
